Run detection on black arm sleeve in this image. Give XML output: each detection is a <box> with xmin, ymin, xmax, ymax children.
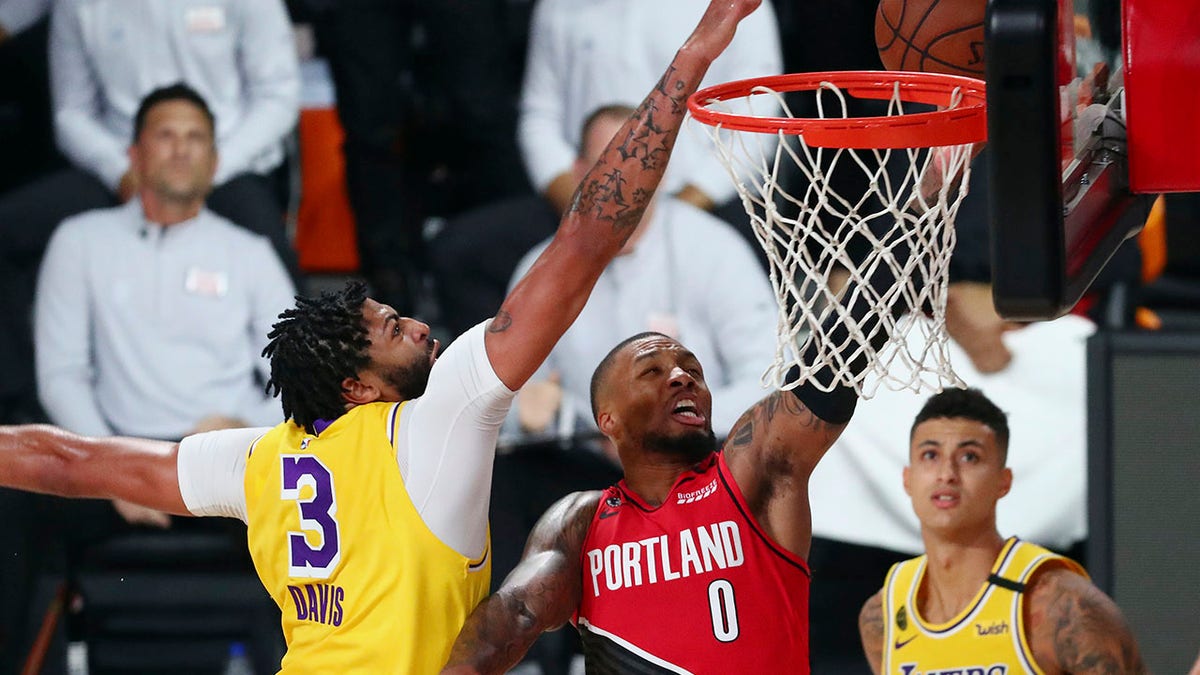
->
<box><xmin>788</xmin><ymin>253</ymin><xmax>910</xmax><ymax>425</ymax></box>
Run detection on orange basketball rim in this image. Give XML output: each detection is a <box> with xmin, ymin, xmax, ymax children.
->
<box><xmin>687</xmin><ymin>70</ymin><xmax>987</xmax><ymax>149</ymax></box>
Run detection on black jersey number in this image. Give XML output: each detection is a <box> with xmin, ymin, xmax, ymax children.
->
<box><xmin>707</xmin><ymin>579</ymin><xmax>739</xmax><ymax>642</ymax></box>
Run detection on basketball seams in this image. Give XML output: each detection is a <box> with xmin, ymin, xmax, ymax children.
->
<box><xmin>922</xmin><ymin>23</ymin><xmax>985</xmax><ymax>76</ymax></box>
<box><xmin>876</xmin><ymin>0</ymin><xmax>986</xmax><ymax>77</ymax></box>
<box><xmin>900</xmin><ymin>0</ymin><xmax>945</xmax><ymax>70</ymax></box>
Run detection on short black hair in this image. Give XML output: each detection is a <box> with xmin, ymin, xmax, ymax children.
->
<box><xmin>589</xmin><ymin>331</ymin><xmax>670</xmax><ymax>422</ymax></box>
<box><xmin>132</xmin><ymin>82</ymin><xmax>216</xmax><ymax>143</ymax></box>
<box><xmin>911</xmin><ymin>387</ymin><xmax>1010</xmax><ymax>459</ymax></box>
<box><xmin>579</xmin><ymin>103</ymin><xmax>637</xmax><ymax>155</ymax></box>
<box><xmin>263</xmin><ymin>281</ymin><xmax>372</xmax><ymax>434</ymax></box>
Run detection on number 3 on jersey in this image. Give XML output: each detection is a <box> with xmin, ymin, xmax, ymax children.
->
<box><xmin>281</xmin><ymin>455</ymin><xmax>341</xmax><ymax>578</ymax></box>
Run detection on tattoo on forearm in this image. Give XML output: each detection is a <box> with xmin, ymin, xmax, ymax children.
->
<box><xmin>568</xmin><ymin>64</ymin><xmax>695</xmax><ymax>240</ymax></box>
<box><xmin>653</xmin><ymin>65</ymin><xmax>688</xmax><ymax>114</ymax></box>
<box><xmin>489</xmin><ymin>310</ymin><xmax>513</xmax><ymax>333</ymax></box>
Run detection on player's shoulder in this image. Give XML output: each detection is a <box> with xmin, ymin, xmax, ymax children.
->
<box><xmin>527</xmin><ymin>490</ymin><xmax>605</xmax><ymax>556</ymax></box>
<box><xmin>1024</xmin><ymin>560</ymin><xmax>1092</xmax><ymax>605</ymax></box>
<box><xmin>556</xmin><ymin>489</ymin><xmax>606</xmax><ymax>525</ymax></box>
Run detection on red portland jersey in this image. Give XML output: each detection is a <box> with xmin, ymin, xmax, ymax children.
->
<box><xmin>575</xmin><ymin>452</ymin><xmax>811</xmax><ymax>674</ymax></box>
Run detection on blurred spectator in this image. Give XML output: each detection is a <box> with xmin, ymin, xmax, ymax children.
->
<box><xmin>305</xmin><ymin>0</ymin><xmax>532</xmax><ymax>314</ymax></box>
<box><xmin>805</xmin><ymin>282</ymin><xmax>1093</xmax><ymax>672</ymax></box>
<box><xmin>486</xmin><ymin>104</ymin><xmax>778</xmax><ymax>674</ymax></box>
<box><xmin>1</xmin><ymin>84</ymin><xmax>294</xmax><ymax>674</ymax></box>
<box><xmin>0</xmin><ymin>0</ymin><xmax>300</xmax><ymax>425</ymax></box>
<box><xmin>518</xmin><ymin>0</ymin><xmax>781</xmax><ymax>222</ymax></box>
<box><xmin>35</xmin><ymin>82</ymin><xmax>294</xmax><ymax>446</ymax></box>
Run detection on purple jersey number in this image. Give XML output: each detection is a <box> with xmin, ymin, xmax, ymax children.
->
<box><xmin>281</xmin><ymin>455</ymin><xmax>341</xmax><ymax>579</ymax></box>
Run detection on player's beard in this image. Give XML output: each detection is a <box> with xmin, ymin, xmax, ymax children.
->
<box><xmin>381</xmin><ymin>340</ymin><xmax>435</xmax><ymax>400</ymax></box>
<box><xmin>643</xmin><ymin>428</ymin><xmax>717</xmax><ymax>465</ymax></box>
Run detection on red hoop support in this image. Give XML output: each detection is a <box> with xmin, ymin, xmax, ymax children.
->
<box><xmin>688</xmin><ymin>70</ymin><xmax>987</xmax><ymax>149</ymax></box>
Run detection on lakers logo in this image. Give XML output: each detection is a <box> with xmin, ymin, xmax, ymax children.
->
<box><xmin>896</xmin><ymin>605</ymin><xmax>908</xmax><ymax>631</ymax></box>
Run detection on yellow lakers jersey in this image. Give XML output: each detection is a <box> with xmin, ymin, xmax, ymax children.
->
<box><xmin>881</xmin><ymin>537</ymin><xmax>1087</xmax><ymax>675</ymax></box>
<box><xmin>244</xmin><ymin>402</ymin><xmax>490</xmax><ymax>674</ymax></box>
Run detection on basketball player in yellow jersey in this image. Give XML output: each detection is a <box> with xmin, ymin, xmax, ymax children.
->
<box><xmin>0</xmin><ymin>1</ymin><xmax>768</xmax><ymax>671</ymax></box>
<box><xmin>858</xmin><ymin>388</ymin><xmax>1144</xmax><ymax>675</ymax></box>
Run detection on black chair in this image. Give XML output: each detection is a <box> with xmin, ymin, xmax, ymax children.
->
<box><xmin>73</xmin><ymin>525</ymin><xmax>283</xmax><ymax>675</ymax></box>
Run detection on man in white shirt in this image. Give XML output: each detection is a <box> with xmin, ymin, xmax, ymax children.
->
<box><xmin>35</xmin><ymin>81</ymin><xmax>295</xmax><ymax>473</ymax></box>
<box><xmin>0</xmin><ymin>0</ymin><xmax>300</xmax><ymax>431</ymax></box>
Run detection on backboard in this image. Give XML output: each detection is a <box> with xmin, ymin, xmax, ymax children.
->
<box><xmin>986</xmin><ymin>0</ymin><xmax>1200</xmax><ymax>320</ymax></box>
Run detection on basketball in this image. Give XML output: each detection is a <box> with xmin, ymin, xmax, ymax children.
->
<box><xmin>875</xmin><ymin>0</ymin><xmax>986</xmax><ymax>78</ymax></box>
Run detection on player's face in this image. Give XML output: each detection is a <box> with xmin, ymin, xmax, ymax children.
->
<box><xmin>131</xmin><ymin>100</ymin><xmax>217</xmax><ymax>203</ymax></box>
<box><xmin>904</xmin><ymin>417</ymin><xmax>1011</xmax><ymax>537</ymax></box>
<box><xmin>602</xmin><ymin>335</ymin><xmax>716</xmax><ymax>462</ymax></box>
<box><xmin>358</xmin><ymin>298</ymin><xmax>438</xmax><ymax>402</ymax></box>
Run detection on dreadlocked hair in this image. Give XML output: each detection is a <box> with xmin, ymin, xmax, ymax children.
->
<box><xmin>263</xmin><ymin>280</ymin><xmax>371</xmax><ymax>434</ymax></box>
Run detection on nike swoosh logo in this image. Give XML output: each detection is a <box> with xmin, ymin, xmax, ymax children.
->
<box><xmin>598</xmin><ymin>510</ymin><xmax>619</xmax><ymax>520</ymax></box>
<box><xmin>894</xmin><ymin>635</ymin><xmax>917</xmax><ymax>650</ymax></box>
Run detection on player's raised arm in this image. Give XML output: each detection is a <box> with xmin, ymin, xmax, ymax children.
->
<box><xmin>441</xmin><ymin>491</ymin><xmax>599</xmax><ymax>675</ymax></box>
<box><xmin>483</xmin><ymin>0</ymin><xmax>763</xmax><ymax>391</ymax></box>
<box><xmin>0</xmin><ymin>425</ymin><xmax>188</xmax><ymax>515</ymax></box>
<box><xmin>721</xmin><ymin>234</ymin><xmax>906</xmax><ymax>558</ymax></box>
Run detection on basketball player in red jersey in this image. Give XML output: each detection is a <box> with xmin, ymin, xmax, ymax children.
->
<box><xmin>858</xmin><ymin>388</ymin><xmax>1144</xmax><ymax>674</ymax></box>
<box><xmin>443</xmin><ymin>311</ymin><xmax>875</xmax><ymax>673</ymax></box>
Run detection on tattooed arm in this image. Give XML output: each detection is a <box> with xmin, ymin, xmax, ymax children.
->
<box><xmin>859</xmin><ymin>590</ymin><xmax>886</xmax><ymax>675</ymax></box>
<box><xmin>441</xmin><ymin>491</ymin><xmax>599</xmax><ymax>675</ymax></box>
<box><xmin>1025</xmin><ymin>566</ymin><xmax>1147</xmax><ymax>674</ymax></box>
<box><xmin>482</xmin><ymin>0</ymin><xmax>763</xmax><ymax>391</ymax></box>
<box><xmin>721</xmin><ymin>386</ymin><xmax>848</xmax><ymax>558</ymax></box>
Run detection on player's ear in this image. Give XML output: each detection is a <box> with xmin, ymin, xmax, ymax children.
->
<box><xmin>902</xmin><ymin>465</ymin><xmax>912</xmax><ymax>496</ymax></box>
<box><xmin>340</xmin><ymin>376</ymin><xmax>379</xmax><ymax>406</ymax></box>
<box><xmin>998</xmin><ymin>467</ymin><xmax>1013</xmax><ymax>499</ymax></box>
<box><xmin>596</xmin><ymin>409</ymin><xmax>616</xmax><ymax>437</ymax></box>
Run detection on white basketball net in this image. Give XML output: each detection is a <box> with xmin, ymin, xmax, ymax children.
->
<box><xmin>694</xmin><ymin>81</ymin><xmax>977</xmax><ymax>397</ymax></box>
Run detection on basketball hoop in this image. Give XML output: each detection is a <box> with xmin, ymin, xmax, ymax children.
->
<box><xmin>687</xmin><ymin>71</ymin><xmax>987</xmax><ymax>397</ymax></box>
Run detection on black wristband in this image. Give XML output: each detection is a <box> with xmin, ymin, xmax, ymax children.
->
<box><xmin>791</xmin><ymin>380</ymin><xmax>857</xmax><ymax>425</ymax></box>
<box><xmin>784</xmin><ymin>365</ymin><xmax>858</xmax><ymax>425</ymax></box>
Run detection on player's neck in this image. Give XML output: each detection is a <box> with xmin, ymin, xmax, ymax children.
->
<box><xmin>621</xmin><ymin>453</ymin><xmax>708</xmax><ymax>507</ymax></box>
<box><xmin>918</xmin><ymin>528</ymin><xmax>1006</xmax><ymax>624</ymax></box>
